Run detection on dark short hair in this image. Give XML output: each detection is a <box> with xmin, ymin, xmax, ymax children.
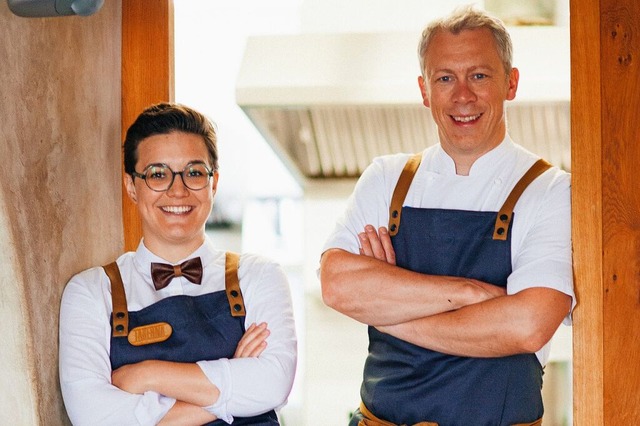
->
<box><xmin>123</xmin><ymin>102</ymin><xmax>219</xmax><ymax>175</ymax></box>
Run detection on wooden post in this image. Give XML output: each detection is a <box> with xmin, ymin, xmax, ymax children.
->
<box><xmin>571</xmin><ymin>0</ymin><xmax>640</xmax><ymax>423</ymax></box>
<box><xmin>121</xmin><ymin>0</ymin><xmax>174</xmax><ymax>251</ymax></box>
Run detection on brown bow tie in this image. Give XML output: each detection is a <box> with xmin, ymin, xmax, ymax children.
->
<box><xmin>150</xmin><ymin>257</ymin><xmax>203</xmax><ymax>290</ymax></box>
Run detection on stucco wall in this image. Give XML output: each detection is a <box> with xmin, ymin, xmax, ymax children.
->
<box><xmin>0</xmin><ymin>1</ymin><xmax>122</xmax><ymax>424</ymax></box>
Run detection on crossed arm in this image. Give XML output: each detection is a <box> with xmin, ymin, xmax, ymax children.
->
<box><xmin>320</xmin><ymin>225</ymin><xmax>572</xmax><ymax>358</ymax></box>
<box><xmin>111</xmin><ymin>322</ymin><xmax>270</xmax><ymax>426</ymax></box>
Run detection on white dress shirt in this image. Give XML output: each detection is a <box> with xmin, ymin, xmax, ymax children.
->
<box><xmin>59</xmin><ymin>236</ymin><xmax>297</xmax><ymax>425</ymax></box>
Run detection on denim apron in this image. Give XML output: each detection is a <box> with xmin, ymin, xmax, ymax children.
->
<box><xmin>104</xmin><ymin>252</ymin><xmax>279</xmax><ymax>426</ymax></box>
<box><xmin>351</xmin><ymin>155</ymin><xmax>551</xmax><ymax>426</ymax></box>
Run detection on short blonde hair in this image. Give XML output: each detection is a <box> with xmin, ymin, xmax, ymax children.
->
<box><xmin>417</xmin><ymin>5</ymin><xmax>513</xmax><ymax>77</ymax></box>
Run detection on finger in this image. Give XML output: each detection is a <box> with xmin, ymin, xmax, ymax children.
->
<box><xmin>238</xmin><ymin>329</ymin><xmax>270</xmax><ymax>358</ymax></box>
<box><xmin>234</xmin><ymin>323</ymin><xmax>257</xmax><ymax>355</ymax></box>
<box><xmin>235</xmin><ymin>323</ymin><xmax>270</xmax><ymax>358</ymax></box>
<box><xmin>364</xmin><ymin>225</ymin><xmax>387</xmax><ymax>261</ymax></box>
<box><xmin>378</xmin><ymin>227</ymin><xmax>396</xmax><ymax>265</ymax></box>
<box><xmin>234</xmin><ymin>323</ymin><xmax>257</xmax><ymax>356</ymax></box>
<box><xmin>246</xmin><ymin>338</ymin><xmax>268</xmax><ymax>358</ymax></box>
<box><xmin>358</xmin><ymin>232</ymin><xmax>374</xmax><ymax>257</ymax></box>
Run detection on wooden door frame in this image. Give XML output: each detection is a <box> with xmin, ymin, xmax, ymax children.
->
<box><xmin>121</xmin><ymin>0</ymin><xmax>174</xmax><ymax>251</ymax></box>
<box><xmin>120</xmin><ymin>1</ymin><xmax>640</xmax><ymax>422</ymax></box>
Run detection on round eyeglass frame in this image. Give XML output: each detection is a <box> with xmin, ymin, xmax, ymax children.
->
<box><xmin>131</xmin><ymin>161</ymin><xmax>215</xmax><ymax>192</ymax></box>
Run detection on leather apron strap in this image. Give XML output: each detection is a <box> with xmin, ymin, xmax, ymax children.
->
<box><xmin>104</xmin><ymin>261</ymin><xmax>129</xmax><ymax>338</ymax></box>
<box><xmin>492</xmin><ymin>159</ymin><xmax>552</xmax><ymax>240</ymax></box>
<box><xmin>105</xmin><ymin>251</ymin><xmax>247</xmax><ymax>338</ymax></box>
<box><xmin>225</xmin><ymin>251</ymin><xmax>246</xmax><ymax>317</ymax></box>
<box><xmin>388</xmin><ymin>153</ymin><xmax>422</xmax><ymax>236</ymax></box>
<box><xmin>388</xmin><ymin>155</ymin><xmax>552</xmax><ymax>241</ymax></box>
<box><xmin>358</xmin><ymin>402</ymin><xmax>438</xmax><ymax>426</ymax></box>
<box><xmin>358</xmin><ymin>402</ymin><xmax>542</xmax><ymax>426</ymax></box>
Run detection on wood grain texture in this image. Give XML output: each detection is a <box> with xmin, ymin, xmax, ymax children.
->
<box><xmin>600</xmin><ymin>0</ymin><xmax>640</xmax><ymax>422</ymax></box>
<box><xmin>121</xmin><ymin>0</ymin><xmax>175</xmax><ymax>251</ymax></box>
<box><xmin>572</xmin><ymin>0</ymin><xmax>640</xmax><ymax>423</ymax></box>
<box><xmin>570</xmin><ymin>0</ymin><xmax>604</xmax><ymax>422</ymax></box>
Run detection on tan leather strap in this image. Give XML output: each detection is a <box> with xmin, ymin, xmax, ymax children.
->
<box><xmin>105</xmin><ymin>252</ymin><xmax>245</xmax><ymax>337</ymax></box>
<box><xmin>104</xmin><ymin>262</ymin><xmax>129</xmax><ymax>338</ymax></box>
<box><xmin>388</xmin><ymin>153</ymin><xmax>422</xmax><ymax>236</ymax></box>
<box><xmin>358</xmin><ymin>401</ymin><xmax>541</xmax><ymax>426</ymax></box>
<box><xmin>358</xmin><ymin>402</ymin><xmax>438</xmax><ymax>426</ymax></box>
<box><xmin>225</xmin><ymin>252</ymin><xmax>246</xmax><ymax>317</ymax></box>
<box><xmin>493</xmin><ymin>159</ymin><xmax>552</xmax><ymax>240</ymax></box>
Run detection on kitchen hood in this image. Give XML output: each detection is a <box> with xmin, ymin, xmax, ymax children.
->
<box><xmin>236</xmin><ymin>26</ymin><xmax>570</xmax><ymax>189</ymax></box>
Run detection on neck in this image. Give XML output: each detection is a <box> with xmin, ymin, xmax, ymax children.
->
<box><xmin>143</xmin><ymin>235</ymin><xmax>205</xmax><ymax>263</ymax></box>
<box><xmin>454</xmin><ymin>161</ymin><xmax>472</xmax><ymax>176</ymax></box>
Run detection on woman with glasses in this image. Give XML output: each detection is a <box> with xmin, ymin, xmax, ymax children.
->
<box><xmin>59</xmin><ymin>103</ymin><xmax>297</xmax><ymax>425</ymax></box>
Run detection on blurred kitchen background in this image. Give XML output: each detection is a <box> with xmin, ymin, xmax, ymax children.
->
<box><xmin>173</xmin><ymin>0</ymin><xmax>572</xmax><ymax>424</ymax></box>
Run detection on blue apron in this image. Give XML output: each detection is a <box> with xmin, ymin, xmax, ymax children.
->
<box><xmin>351</xmin><ymin>156</ymin><xmax>551</xmax><ymax>426</ymax></box>
<box><xmin>104</xmin><ymin>252</ymin><xmax>279</xmax><ymax>426</ymax></box>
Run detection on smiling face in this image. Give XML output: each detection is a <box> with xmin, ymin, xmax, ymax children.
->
<box><xmin>124</xmin><ymin>131</ymin><xmax>218</xmax><ymax>261</ymax></box>
<box><xmin>418</xmin><ymin>28</ymin><xmax>519</xmax><ymax>174</ymax></box>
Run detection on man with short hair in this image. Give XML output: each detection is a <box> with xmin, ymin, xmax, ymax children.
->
<box><xmin>320</xmin><ymin>6</ymin><xmax>574</xmax><ymax>425</ymax></box>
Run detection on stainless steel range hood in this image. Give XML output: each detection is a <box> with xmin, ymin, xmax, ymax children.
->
<box><xmin>236</xmin><ymin>27</ymin><xmax>570</xmax><ymax>189</ymax></box>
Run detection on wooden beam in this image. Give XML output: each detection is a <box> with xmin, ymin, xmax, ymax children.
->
<box><xmin>121</xmin><ymin>0</ymin><xmax>174</xmax><ymax>251</ymax></box>
<box><xmin>572</xmin><ymin>0</ymin><xmax>640</xmax><ymax>422</ymax></box>
<box><xmin>570</xmin><ymin>0</ymin><xmax>603</xmax><ymax>421</ymax></box>
<box><xmin>600</xmin><ymin>0</ymin><xmax>640</xmax><ymax>422</ymax></box>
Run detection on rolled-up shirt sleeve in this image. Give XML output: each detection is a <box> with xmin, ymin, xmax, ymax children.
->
<box><xmin>197</xmin><ymin>255</ymin><xmax>297</xmax><ymax>422</ymax></box>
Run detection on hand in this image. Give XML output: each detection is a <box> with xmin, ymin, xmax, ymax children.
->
<box><xmin>358</xmin><ymin>225</ymin><xmax>396</xmax><ymax>265</ymax></box>
<box><xmin>112</xmin><ymin>360</ymin><xmax>152</xmax><ymax>394</ymax></box>
<box><xmin>234</xmin><ymin>322</ymin><xmax>270</xmax><ymax>358</ymax></box>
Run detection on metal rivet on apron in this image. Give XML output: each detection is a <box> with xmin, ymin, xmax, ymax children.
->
<box><xmin>116</xmin><ymin>312</ymin><xmax>125</xmax><ymax>319</ymax></box>
<box><xmin>390</xmin><ymin>224</ymin><xmax>397</xmax><ymax>232</ymax></box>
<box><xmin>497</xmin><ymin>227</ymin><xmax>505</xmax><ymax>235</ymax></box>
<box><xmin>233</xmin><ymin>304</ymin><xmax>242</xmax><ymax>312</ymax></box>
<box><xmin>115</xmin><ymin>324</ymin><xmax>125</xmax><ymax>333</ymax></box>
<box><xmin>230</xmin><ymin>290</ymin><xmax>239</xmax><ymax>298</ymax></box>
<box><xmin>392</xmin><ymin>210</ymin><xmax>399</xmax><ymax>218</ymax></box>
<box><xmin>500</xmin><ymin>213</ymin><xmax>509</xmax><ymax>222</ymax></box>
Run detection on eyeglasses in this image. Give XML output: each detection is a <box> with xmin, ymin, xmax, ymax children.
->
<box><xmin>131</xmin><ymin>162</ymin><xmax>215</xmax><ymax>192</ymax></box>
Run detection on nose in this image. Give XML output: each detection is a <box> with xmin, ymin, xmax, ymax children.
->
<box><xmin>166</xmin><ymin>172</ymin><xmax>189</xmax><ymax>196</ymax></box>
<box><xmin>452</xmin><ymin>80</ymin><xmax>476</xmax><ymax>103</ymax></box>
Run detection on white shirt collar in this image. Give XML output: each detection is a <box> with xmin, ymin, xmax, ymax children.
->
<box><xmin>132</xmin><ymin>235</ymin><xmax>221</xmax><ymax>283</ymax></box>
<box><xmin>434</xmin><ymin>135</ymin><xmax>514</xmax><ymax>176</ymax></box>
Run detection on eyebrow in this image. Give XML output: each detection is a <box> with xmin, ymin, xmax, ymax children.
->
<box><xmin>429</xmin><ymin>64</ymin><xmax>497</xmax><ymax>77</ymax></box>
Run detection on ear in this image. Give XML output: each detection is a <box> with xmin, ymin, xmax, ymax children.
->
<box><xmin>506</xmin><ymin>67</ymin><xmax>519</xmax><ymax>101</ymax></box>
<box><xmin>124</xmin><ymin>174</ymin><xmax>138</xmax><ymax>204</ymax></box>
<box><xmin>211</xmin><ymin>171</ymin><xmax>219</xmax><ymax>196</ymax></box>
<box><xmin>418</xmin><ymin>75</ymin><xmax>430</xmax><ymax>108</ymax></box>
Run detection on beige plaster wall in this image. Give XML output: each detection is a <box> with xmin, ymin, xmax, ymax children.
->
<box><xmin>0</xmin><ymin>1</ymin><xmax>123</xmax><ymax>424</ymax></box>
